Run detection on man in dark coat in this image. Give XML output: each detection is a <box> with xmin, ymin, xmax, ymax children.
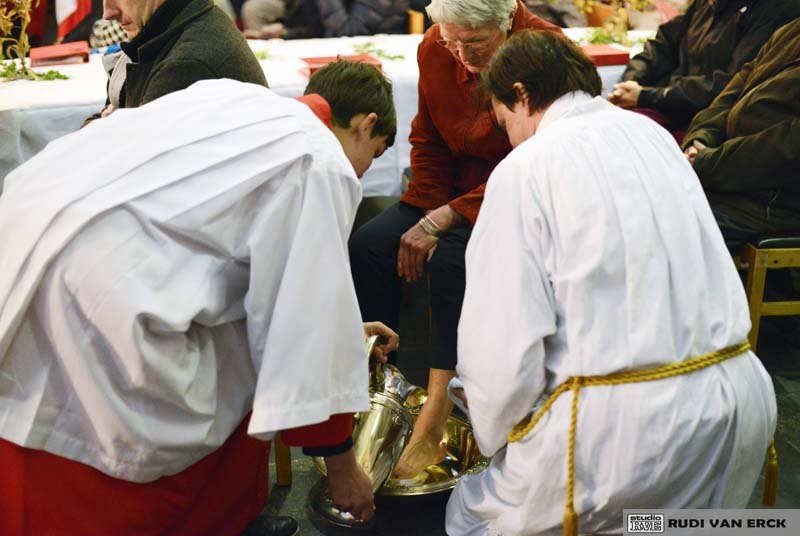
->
<box><xmin>683</xmin><ymin>17</ymin><xmax>800</xmax><ymax>248</ymax></box>
<box><xmin>92</xmin><ymin>0</ymin><xmax>266</xmax><ymax>118</ymax></box>
<box><xmin>609</xmin><ymin>0</ymin><xmax>800</xmax><ymax>138</ymax></box>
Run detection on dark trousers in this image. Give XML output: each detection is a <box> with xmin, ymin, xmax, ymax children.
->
<box><xmin>708</xmin><ymin>193</ymin><xmax>800</xmax><ymax>253</ymax></box>
<box><xmin>349</xmin><ymin>202</ymin><xmax>470</xmax><ymax>371</ymax></box>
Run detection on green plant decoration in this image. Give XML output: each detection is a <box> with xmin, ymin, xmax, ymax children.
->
<box><xmin>1</xmin><ymin>0</ymin><xmax>68</xmax><ymax>81</ymax></box>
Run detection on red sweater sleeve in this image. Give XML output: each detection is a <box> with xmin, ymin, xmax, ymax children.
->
<box><xmin>279</xmin><ymin>413</ymin><xmax>353</xmax><ymax>448</ymax></box>
<box><xmin>405</xmin><ymin>41</ymin><xmax>457</xmax><ymax>210</ymax></box>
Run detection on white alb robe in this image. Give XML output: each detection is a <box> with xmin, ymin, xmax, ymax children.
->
<box><xmin>0</xmin><ymin>80</ymin><xmax>370</xmax><ymax>483</ymax></box>
<box><xmin>447</xmin><ymin>93</ymin><xmax>777</xmax><ymax>535</ymax></box>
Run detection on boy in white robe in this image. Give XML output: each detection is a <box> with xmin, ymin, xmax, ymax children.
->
<box><xmin>0</xmin><ymin>62</ymin><xmax>397</xmax><ymax>536</ymax></box>
<box><xmin>446</xmin><ymin>31</ymin><xmax>777</xmax><ymax>536</ymax></box>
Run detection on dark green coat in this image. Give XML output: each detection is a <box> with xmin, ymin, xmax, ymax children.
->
<box><xmin>684</xmin><ymin>18</ymin><xmax>800</xmax><ymax>214</ymax></box>
<box><xmin>120</xmin><ymin>0</ymin><xmax>267</xmax><ymax>107</ymax></box>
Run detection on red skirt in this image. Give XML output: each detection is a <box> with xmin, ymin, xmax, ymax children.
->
<box><xmin>0</xmin><ymin>416</ymin><xmax>270</xmax><ymax>536</ymax></box>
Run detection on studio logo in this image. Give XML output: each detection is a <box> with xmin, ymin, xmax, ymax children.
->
<box><xmin>628</xmin><ymin>514</ymin><xmax>665</xmax><ymax>533</ymax></box>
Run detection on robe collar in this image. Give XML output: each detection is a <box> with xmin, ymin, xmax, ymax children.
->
<box><xmin>294</xmin><ymin>94</ymin><xmax>333</xmax><ymax>128</ymax></box>
<box><xmin>536</xmin><ymin>91</ymin><xmax>609</xmax><ymax>133</ymax></box>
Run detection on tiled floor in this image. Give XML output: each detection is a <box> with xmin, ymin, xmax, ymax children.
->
<box><xmin>249</xmin><ymin>296</ymin><xmax>800</xmax><ymax>535</ymax></box>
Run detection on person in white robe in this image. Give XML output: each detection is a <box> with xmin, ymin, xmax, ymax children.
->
<box><xmin>446</xmin><ymin>31</ymin><xmax>777</xmax><ymax>536</ymax></box>
<box><xmin>0</xmin><ymin>61</ymin><xmax>397</xmax><ymax>536</ymax></box>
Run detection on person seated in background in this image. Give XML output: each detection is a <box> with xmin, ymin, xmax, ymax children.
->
<box><xmin>609</xmin><ymin>0</ymin><xmax>800</xmax><ymax>142</ymax></box>
<box><xmin>244</xmin><ymin>0</ymin><xmax>410</xmax><ymax>39</ymax></box>
<box><xmin>447</xmin><ymin>29</ymin><xmax>776</xmax><ymax>535</ymax></box>
<box><xmin>240</xmin><ymin>0</ymin><xmax>286</xmax><ymax>35</ymax></box>
<box><xmin>348</xmin><ymin>0</ymin><xmax>560</xmax><ymax>481</ymax></box>
<box><xmin>682</xmin><ymin>17</ymin><xmax>800</xmax><ymax>250</ymax></box>
<box><xmin>87</xmin><ymin>0</ymin><xmax>266</xmax><ymax>121</ymax></box>
<box><xmin>524</xmin><ymin>0</ymin><xmax>586</xmax><ymax>27</ymax></box>
<box><xmin>0</xmin><ymin>61</ymin><xmax>397</xmax><ymax>536</ymax></box>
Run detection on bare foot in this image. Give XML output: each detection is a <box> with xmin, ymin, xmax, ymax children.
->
<box><xmin>392</xmin><ymin>369</ymin><xmax>454</xmax><ymax>480</ymax></box>
<box><xmin>392</xmin><ymin>430</ymin><xmax>447</xmax><ymax>480</ymax></box>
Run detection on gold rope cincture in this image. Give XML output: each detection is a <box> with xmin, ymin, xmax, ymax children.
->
<box><xmin>507</xmin><ymin>341</ymin><xmax>778</xmax><ymax>536</ymax></box>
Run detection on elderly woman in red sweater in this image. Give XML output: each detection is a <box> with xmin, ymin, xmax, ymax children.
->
<box><xmin>349</xmin><ymin>0</ymin><xmax>560</xmax><ymax>479</ymax></box>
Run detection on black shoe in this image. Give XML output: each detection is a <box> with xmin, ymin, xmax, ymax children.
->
<box><xmin>241</xmin><ymin>515</ymin><xmax>300</xmax><ymax>536</ymax></box>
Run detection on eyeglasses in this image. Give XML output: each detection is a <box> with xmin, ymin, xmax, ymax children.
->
<box><xmin>436</xmin><ymin>36</ymin><xmax>495</xmax><ymax>53</ymax></box>
<box><xmin>436</xmin><ymin>27</ymin><xmax>502</xmax><ymax>54</ymax></box>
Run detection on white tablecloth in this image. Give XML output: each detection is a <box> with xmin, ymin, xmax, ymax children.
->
<box><xmin>0</xmin><ymin>31</ymin><xmax>649</xmax><ymax>194</ymax></box>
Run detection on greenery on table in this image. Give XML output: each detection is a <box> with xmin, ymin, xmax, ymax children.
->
<box><xmin>0</xmin><ymin>0</ymin><xmax>68</xmax><ymax>81</ymax></box>
<box><xmin>253</xmin><ymin>49</ymin><xmax>270</xmax><ymax>60</ymax></box>
<box><xmin>352</xmin><ymin>42</ymin><xmax>405</xmax><ymax>61</ymax></box>
<box><xmin>559</xmin><ymin>0</ymin><xmax>653</xmax><ymax>47</ymax></box>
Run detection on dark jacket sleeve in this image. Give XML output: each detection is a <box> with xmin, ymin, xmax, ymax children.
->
<box><xmin>316</xmin><ymin>0</ymin><xmax>407</xmax><ymax>37</ymax></box>
<box><xmin>636</xmin><ymin>8</ymin><xmax>800</xmax><ymax>122</ymax></box>
<box><xmin>693</xmin><ymin>118</ymin><xmax>800</xmax><ymax>193</ymax></box>
<box><xmin>681</xmin><ymin>60</ymin><xmax>753</xmax><ymax>150</ymax></box>
<box><xmin>622</xmin><ymin>12</ymin><xmax>686</xmax><ymax>86</ymax></box>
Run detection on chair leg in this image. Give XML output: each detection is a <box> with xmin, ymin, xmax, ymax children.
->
<box><xmin>274</xmin><ymin>435</ymin><xmax>292</xmax><ymax>487</ymax></box>
<box><xmin>743</xmin><ymin>244</ymin><xmax>767</xmax><ymax>352</ymax></box>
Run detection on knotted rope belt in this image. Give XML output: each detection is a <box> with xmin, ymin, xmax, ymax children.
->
<box><xmin>506</xmin><ymin>341</ymin><xmax>778</xmax><ymax>536</ymax></box>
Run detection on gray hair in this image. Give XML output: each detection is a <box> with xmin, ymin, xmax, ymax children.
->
<box><xmin>426</xmin><ymin>0</ymin><xmax>517</xmax><ymax>30</ymax></box>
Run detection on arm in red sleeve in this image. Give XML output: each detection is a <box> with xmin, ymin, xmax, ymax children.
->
<box><xmin>448</xmin><ymin>184</ymin><xmax>485</xmax><ymax>226</ymax></box>
<box><xmin>280</xmin><ymin>413</ymin><xmax>353</xmax><ymax>449</ymax></box>
<box><xmin>402</xmin><ymin>40</ymin><xmax>456</xmax><ymax>211</ymax></box>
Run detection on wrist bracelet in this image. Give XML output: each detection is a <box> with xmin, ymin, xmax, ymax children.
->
<box><xmin>418</xmin><ymin>215</ymin><xmax>442</xmax><ymax>238</ymax></box>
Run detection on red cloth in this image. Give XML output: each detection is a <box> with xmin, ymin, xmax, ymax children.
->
<box><xmin>282</xmin><ymin>413</ymin><xmax>354</xmax><ymax>447</ymax></box>
<box><xmin>400</xmin><ymin>0</ymin><xmax>561</xmax><ymax>225</ymax></box>
<box><xmin>0</xmin><ymin>413</ymin><xmax>353</xmax><ymax>535</ymax></box>
<box><xmin>0</xmin><ymin>416</ymin><xmax>270</xmax><ymax>536</ymax></box>
<box><xmin>57</xmin><ymin>0</ymin><xmax>94</xmax><ymax>39</ymax></box>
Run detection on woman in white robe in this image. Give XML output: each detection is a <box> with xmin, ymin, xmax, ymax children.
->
<box><xmin>446</xmin><ymin>31</ymin><xmax>777</xmax><ymax>536</ymax></box>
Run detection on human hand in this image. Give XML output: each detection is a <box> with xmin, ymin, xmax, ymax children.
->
<box><xmin>324</xmin><ymin>449</ymin><xmax>375</xmax><ymax>523</ymax></box>
<box><xmin>363</xmin><ymin>322</ymin><xmax>399</xmax><ymax>363</ymax></box>
<box><xmin>397</xmin><ymin>224</ymin><xmax>438</xmax><ymax>283</ymax></box>
<box><xmin>244</xmin><ymin>23</ymin><xmax>286</xmax><ymax>39</ymax></box>
<box><xmin>684</xmin><ymin>140</ymin><xmax>707</xmax><ymax>165</ymax></box>
<box><xmin>608</xmin><ymin>81</ymin><xmax>643</xmax><ymax>109</ymax></box>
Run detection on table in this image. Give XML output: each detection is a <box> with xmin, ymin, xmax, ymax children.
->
<box><xmin>0</xmin><ymin>31</ymin><xmax>650</xmax><ymax>194</ymax></box>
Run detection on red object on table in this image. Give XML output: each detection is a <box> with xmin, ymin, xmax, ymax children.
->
<box><xmin>581</xmin><ymin>44</ymin><xmax>630</xmax><ymax>66</ymax></box>
<box><xmin>29</xmin><ymin>41</ymin><xmax>90</xmax><ymax>67</ymax></box>
<box><xmin>301</xmin><ymin>54</ymin><xmax>382</xmax><ymax>77</ymax></box>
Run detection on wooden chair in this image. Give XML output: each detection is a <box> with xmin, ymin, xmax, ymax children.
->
<box><xmin>273</xmin><ymin>435</ymin><xmax>292</xmax><ymax>486</ymax></box>
<box><xmin>741</xmin><ymin>236</ymin><xmax>800</xmax><ymax>351</ymax></box>
<box><xmin>408</xmin><ymin>9</ymin><xmax>426</xmax><ymax>34</ymax></box>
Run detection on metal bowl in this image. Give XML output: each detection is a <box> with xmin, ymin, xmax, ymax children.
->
<box><xmin>378</xmin><ymin>410</ymin><xmax>489</xmax><ymax>497</ymax></box>
<box><xmin>314</xmin><ymin>408</ymin><xmax>489</xmax><ymax>498</ymax></box>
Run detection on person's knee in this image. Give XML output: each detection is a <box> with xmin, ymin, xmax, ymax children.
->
<box><xmin>428</xmin><ymin>238</ymin><xmax>466</xmax><ymax>286</ymax></box>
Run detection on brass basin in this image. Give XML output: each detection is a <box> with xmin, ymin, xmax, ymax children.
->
<box><xmin>313</xmin><ymin>408</ymin><xmax>489</xmax><ymax>498</ymax></box>
<box><xmin>379</xmin><ymin>410</ymin><xmax>489</xmax><ymax>497</ymax></box>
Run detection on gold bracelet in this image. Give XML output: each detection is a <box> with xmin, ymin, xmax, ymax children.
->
<box><xmin>418</xmin><ymin>216</ymin><xmax>441</xmax><ymax>238</ymax></box>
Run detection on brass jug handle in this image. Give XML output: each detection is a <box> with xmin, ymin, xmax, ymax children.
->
<box><xmin>366</xmin><ymin>334</ymin><xmax>386</xmax><ymax>393</ymax></box>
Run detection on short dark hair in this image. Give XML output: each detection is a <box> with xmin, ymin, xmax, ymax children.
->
<box><xmin>482</xmin><ymin>30</ymin><xmax>601</xmax><ymax>114</ymax></box>
<box><xmin>304</xmin><ymin>60</ymin><xmax>397</xmax><ymax>147</ymax></box>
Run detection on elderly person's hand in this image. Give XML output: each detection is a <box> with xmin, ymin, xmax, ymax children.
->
<box><xmin>363</xmin><ymin>322</ymin><xmax>399</xmax><ymax>363</ymax></box>
<box><xmin>684</xmin><ymin>140</ymin><xmax>707</xmax><ymax>165</ymax></box>
<box><xmin>609</xmin><ymin>81</ymin><xmax>643</xmax><ymax>109</ymax></box>
<box><xmin>100</xmin><ymin>104</ymin><xmax>117</xmax><ymax>118</ymax></box>
<box><xmin>397</xmin><ymin>205</ymin><xmax>463</xmax><ymax>284</ymax></box>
